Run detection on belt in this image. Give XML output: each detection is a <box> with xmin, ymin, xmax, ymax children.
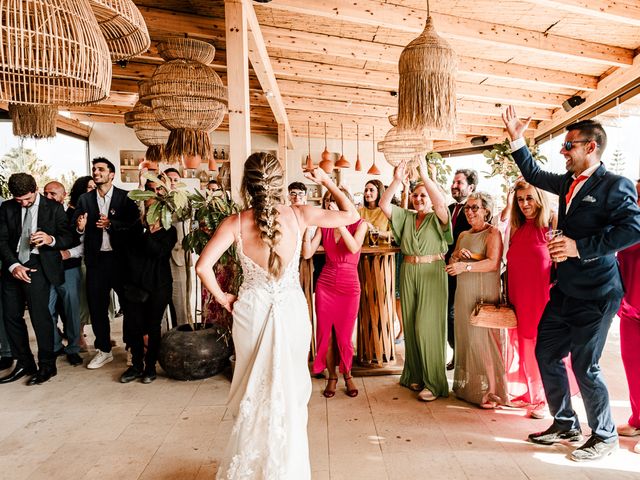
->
<box><xmin>404</xmin><ymin>253</ymin><xmax>444</xmax><ymax>264</ymax></box>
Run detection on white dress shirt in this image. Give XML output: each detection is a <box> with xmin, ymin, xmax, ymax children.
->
<box><xmin>96</xmin><ymin>186</ymin><xmax>114</xmax><ymax>252</ymax></box>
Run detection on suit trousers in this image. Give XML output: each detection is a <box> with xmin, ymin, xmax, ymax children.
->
<box><xmin>122</xmin><ymin>284</ymin><xmax>171</xmax><ymax>371</ymax></box>
<box><xmin>1</xmin><ymin>255</ymin><xmax>54</xmax><ymax>368</ymax></box>
<box><xmin>0</xmin><ymin>277</ymin><xmax>11</xmax><ymax>358</ymax></box>
<box><xmin>446</xmin><ymin>274</ymin><xmax>457</xmax><ymax>350</ymax></box>
<box><xmin>49</xmin><ymin>267</ymin><xmax>81</xmax><ymax>354</ymax></box>
<box><xmin>535</xmin><ymin>285</ymin><xmax>620</xmax><ymax>442</ymax></box>
<box><xmin>86</xmin><ymin>252</ymin><xmax>123</xmax><ymax>353</ymax></box>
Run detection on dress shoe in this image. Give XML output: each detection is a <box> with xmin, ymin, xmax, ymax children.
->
<box><xmin>27</xmin><ymin>367</ymin><xmax>57</xmax><ymax>386</ymax></box>
<box><xmin>141</xmin><ymin>368</ymin><xmax>157</xmax><ymax>384</ymax></box>
<box><xmin>66</xmin><ymin>353</ymin><xmax>83</xmax><ymax>367</ymax></box>
<box><xmin>446</xmin><ymin>360</ymin><xmax>455</xmax><ymax>371</ymax></box>
<box><xmin>120</xmin><ymin>367</ymin><xmax>143</xmax><ymax>383</ymax></box>
<box><xmin>417</xmin><ymin>388</ymin><xmax>437</xmax><ymax>402</ymax></box>
<box><xmin>570</xmin><ymin>435</ymin><xmax>618</xmax><ymax>462</ymax></box>
<box><xmin>0</xmin><ymin>357</ymin><xmax>14</xmax><ymax>370</ymax></box>
<box><xmin>528</xmin><ymin>425</ymin><xmax>583</xmax><ymax>445</ymax></box>
<box><xmin>617</xmin><ymin>423</ymin><xmax>640</xmax><ymax>437</ymax></box>
<box><xmin>54</xmin><ymin>347</ymin><xmax>66</xmax><ymax>357</ymax></box>
<box><xmin>0</xmin><ymin>364</ymin><xmax>36</xmax><ymax>384</ymax></box>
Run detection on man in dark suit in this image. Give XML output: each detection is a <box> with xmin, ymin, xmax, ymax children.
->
<box><xmin>445</xmin><ymin>169</ymin><xmax>476</xmax><ymax>369</ymax></box>
<box><xmin>502</xmin><ymin>106</ymin><xmax>640</xmax><ymax>461</ymax></box>
<box><xmin>0</xmin><ymin>173</ymin><xmax>73</xmax><ymax>385</ymax></box>
<box><xmin>73</xmin><ymin>158</ymin><xmax>140</xmax><ymax>370</ymax></box>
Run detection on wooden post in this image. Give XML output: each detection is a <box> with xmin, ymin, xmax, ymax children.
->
<box><xmin>224</xmin><ymin>0</ymin><xmax>251</xmax><ymax>202</ymax></box>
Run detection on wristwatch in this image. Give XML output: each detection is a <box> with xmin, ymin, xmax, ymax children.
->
<box><xmin>465</xmin><ymin>263</ymin><xmax>472</xmax><ymax>272</ymax></box>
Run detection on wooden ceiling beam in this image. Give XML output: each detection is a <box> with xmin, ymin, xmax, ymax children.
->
<box><xmin>524</xmin><ymin>0</ymin><xmax>640</xmax><ymax>27</ymax></box>
<box><xmin>241</xmin><ymin>0</ymin><xmax>294</xmax><ymax>148</ymax></box>
<box><xmin>260</xmin><ymin>0</ymin><xmax>633</xmax><ymax>67</ymax></box>
<box><xmin>137</xmin><ymin>5</ymin><xmax>226</xmax><ymax>42</ymax></box>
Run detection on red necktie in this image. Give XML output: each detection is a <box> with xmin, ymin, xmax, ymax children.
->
<box><xmin>451</xmin><ymin>203</ymin><xmax>462</xmax><ymax>229</ymax></box>
<box><xmin>565</xmin><ymin>175</ymin><xmax>588</xmax><ymax>204</ymax></box>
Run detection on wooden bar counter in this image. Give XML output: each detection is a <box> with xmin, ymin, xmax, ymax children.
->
<box><xmin>301</xmin><ymin>244</ymin><xmax>403</xmax><ymax>375</ymax></box>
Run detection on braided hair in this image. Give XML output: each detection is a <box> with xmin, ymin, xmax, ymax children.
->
<box><xmin>241</xmin><ymin>152</ymin><xmax>285</xmax><ymax>278</ymax></box>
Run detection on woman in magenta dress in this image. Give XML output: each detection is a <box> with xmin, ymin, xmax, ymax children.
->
<box><xmin>616</xmin><ymin>179</ymin><xmax>640</xmax><ymax>453</ymax></box>
<box><xmin>303</xmin><ymin>188</ymin><xmax>367</xmax><ymax>398</ymax></box>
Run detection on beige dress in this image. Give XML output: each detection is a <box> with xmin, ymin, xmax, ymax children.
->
<box><xmin>453</xmin><ymin>228</ymin><xmax>509</xmax><ymax>406</ymax></box>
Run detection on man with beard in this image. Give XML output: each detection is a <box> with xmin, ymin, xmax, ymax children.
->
<box><xmin>73</xmin><ymin>158</ymin><xmax>140</xmax><ymax>370</ymax></box>
<box><xmin>445</xmin><ymin>169</ymin><xmax>477</xmax><ymax>370</ymax></box>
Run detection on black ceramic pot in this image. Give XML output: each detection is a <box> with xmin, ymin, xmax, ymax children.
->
<box><xmin>158</xmin><ymin>324</ymin><xmax>233</xmax><ymax>381</ymax></box>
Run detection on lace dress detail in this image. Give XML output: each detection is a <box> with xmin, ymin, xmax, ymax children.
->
<box><xmin>217</xmin><ymin>214</ymin><xmax>312</xmax><ymax>480</ymax></box>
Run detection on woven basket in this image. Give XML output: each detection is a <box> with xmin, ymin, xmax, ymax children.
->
<box><xmin>377</xmin><ymin>116</ymin><xmax>431</xmax><ymax>170</ymax></box>
<box><xmin>157</xmin><ymin>37</ymin><xmax>216</xmax><ymax>64</ymax></box>
<box><xmin>89</xmin><ymin>0</ymin><xmax>151</xmax><ymax>61</ymax></box>
<box><xmin>124</xmin><ymin>100</ymin><xmax>170</xmax><ymax>163</ymax></box>
<box><xmin>470</xmin><ymin>302</ymin><xmax>517</xmax><ymax>329</ymax></box>
<box><xmin>398</xmin><ymin>16</ymin><xmax>457</xmax><ymax>134</ymax></box>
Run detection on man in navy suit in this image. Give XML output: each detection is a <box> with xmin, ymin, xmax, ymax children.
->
<box><xmin>502</xmin><ymin>106</ymin><xmax>640</xmax><ymax>461</ymax></box>
<box><xmin>0</xmin><ymin>173</ymin><xmax>73</xmax><ymax>385</ymax></box>
<box><xmin>73</xmin><ymin>158</ymin><xmax>140</xmax><ymax>370</ymax></box>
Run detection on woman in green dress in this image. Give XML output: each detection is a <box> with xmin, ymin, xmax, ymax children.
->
<box><xmin>379</xmin><ymin>159</ymin><xmax>452</xmax><ymax>401</ymax></box>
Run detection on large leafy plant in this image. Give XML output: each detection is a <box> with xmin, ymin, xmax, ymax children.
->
<box><xmin>425</xmin><ymin>151</ymin><xmax>452</xmax><ymax>186</ymax></box>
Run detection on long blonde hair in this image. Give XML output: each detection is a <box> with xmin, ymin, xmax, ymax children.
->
<box><xmin>509</xmin><ymin>179</ymin><xmax>550</xmax><ymax>231</ymax></box>
<box><xmin>240</xmin><ymin>152</ymin><xmax>285</xmax><ymax>278</ymax></box>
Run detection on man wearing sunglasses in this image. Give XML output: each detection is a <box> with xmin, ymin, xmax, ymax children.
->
<box><xmin>502</xmin><ymin>106</ymin><xmax>640</xmax><ymax>461</ymax></box>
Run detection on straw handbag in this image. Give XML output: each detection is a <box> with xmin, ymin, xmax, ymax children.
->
<box><xmin>470</xmin><ymin>270</ymin><xmax>517</xmax><ymax>329</ymax></box>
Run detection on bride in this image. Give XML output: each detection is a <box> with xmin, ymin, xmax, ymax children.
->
<box><xmin>196</xmin><ymin>152</ymin><xmax>359</xmax><ymax>479</ymax></box>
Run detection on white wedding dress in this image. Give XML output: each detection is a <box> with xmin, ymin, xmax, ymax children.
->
<box><xmin>216</xmin><ymin>215</ymin><xmax>312</xmax><ymax>480</ymax></box>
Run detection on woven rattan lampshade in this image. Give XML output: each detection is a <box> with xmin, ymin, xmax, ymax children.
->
<box><xmin>0</xmin><ymin>0</ymin><xmax>112</xmax><ymax>138</ymax></box>
<box><xmin>141</xmin><ymin>38</ymin><xmax>228</xmax><ymax>165</ymax></box>
<box><xmin>397</xmin><ymin>13</ymin><xmax>457</xmax><ymax>134</ymax></box>
<box><xmin>89</xmin><ymin>0</ymin><xmax>150</xmax><ymax>61</ymax></box>
<box><xmin>124</xmin><ymin>99</ymin><xmax>170</xmax><ymax>163</ymax></box>
<box><xmin>378</xmin><ymin>115</ymin><xmax>431</xmax><ymax>171</ymax></box>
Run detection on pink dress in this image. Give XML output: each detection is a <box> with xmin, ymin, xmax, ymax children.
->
<box><xmin>618</xmin><ymin>241</ymin><xmax>640</xmax><ymax>429</ymax></box>
<box><xmin>312</xmin><ymin>220</ymin><xmax>363</xmax><ymax>374</ymax></box>
<box><xmin>507</xmin><ymin>219</ymin><xmax>577</xmax><ymax>406</ymax></box>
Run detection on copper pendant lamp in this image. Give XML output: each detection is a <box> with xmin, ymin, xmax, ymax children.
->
<box><xmin>367</xmin><ymin>126</ymin><xmax>381</xmax><ymax>175</ymax></box>
<box><xmin>319</xmin><ymin>121</ymin><xmax>334</xmax><ymax>173</ymax></box>
<box><xmin>355</xmin><ymin>124</ymin><xmax>363</xmax><ymax>171</ymax></box>
<box><xmin>304</xmin><ymin>120</ymin><xmax>314</xmax><ymax>171</ymax></box>
<box><xmin>335</xmin><ymin>124</ymin><xmax>351</xmax><ymax>169</ymax></box>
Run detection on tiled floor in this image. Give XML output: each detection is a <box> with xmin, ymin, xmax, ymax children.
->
<box><xmin>0</xmin><ymin>318</ymin><xmax>639</xmax><ymax>480</ymax></box>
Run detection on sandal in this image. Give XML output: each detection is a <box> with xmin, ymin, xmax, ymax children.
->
<box><xmin>323</xmin><ymin>377</ymin><xmax>338</xmax><ymax>398</ymax></box>
<box><xmin>344</xmin><ymin>375</ymin><xmax>358</xmax><ymax>398</ymax></box>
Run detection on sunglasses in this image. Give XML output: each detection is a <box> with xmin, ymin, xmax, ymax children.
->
<box><xmin>463</xmin><ymin>205</ymin><xmax>483</xmax><ymax>212</ymax></box>
<box><xmin>561</xmin><ymin>139</ymin><xmax>594</xmax><ymax>151</ymax></box>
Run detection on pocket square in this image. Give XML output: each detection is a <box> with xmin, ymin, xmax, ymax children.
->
<box><xmin>582</xmin><ymin>195</ymin><xmax>597</xmax><ymax>203</ymax></box>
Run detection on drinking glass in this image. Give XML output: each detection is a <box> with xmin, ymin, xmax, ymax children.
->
<box><xmin>369</xmin><ymin>226</ymin><xmax>380</xmax><ymax>247</ymax></box>
<box><xmin>545</xmin><ymin>229</ymin><xmax>563</xmax><ymax>262</ymax></box>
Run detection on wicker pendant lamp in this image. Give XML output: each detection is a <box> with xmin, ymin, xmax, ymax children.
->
<box><xmin>140</xmin><ymin>37</ymin><xmax>228</xmax><ymax>167</ymax></box>
<box><xmin>304</xmin><ymin>120</ymin><xmax>314</xmax><ymax>171</ymax></box>
<box><xmin>319</xmin><ymin>122</ymin><xmax>334</xmax><ymax>173</ymax></box>
<box><xmin>88</xmin><ymin>0</ymin><xmax>151</xmax><ymax>61</ymax></box>
<box><xmin>378</xmin><ymin>115</ymin><xmax>430</xmax><ymax>173</ymax></box>
<box><xmin>335</xmin><ymin>124</ymin><xmax>351</xmax><ymax>169</ymax></box>
<box><xmin>397</xmin><ymin>0</ymin><xmax>457</xmax><ymax>134</ymax></box>
<box><xmin>355</xmin><ymin>124</ymin><xmax>363</xmax><ymax>172</ymax></box>
<box><xmin>124</xmin><ymin>98</ymin><xmax>170</xmax><ymax>164</ymax></box>
<box><xmin>0</xmin><ymin>0</ymin><xmax>112</xmax><ymax>138</ymax></box>
<box><xmin>367</xmin><ymin>126</ymin><xmax>381</xmax><ymax>175</ymax></box>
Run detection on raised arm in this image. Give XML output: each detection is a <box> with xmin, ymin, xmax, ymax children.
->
<box><xmin>302</xmin><ymin>227</ymin><xmax>322</xmax><ymax>259</ymax></box>
<box><xmin>337</xmin><ymin>220</ymin><xmax>368</xmax><ymax>254</ymax></box>
<box><xmin>379</xmin><ymin>161</ymin><xmax>406</xmax><ymax>219</ymax></box>
<box><xmin>417</xmin><ymin>156</ymin><xmax>448</xmax><ymax>225</ymax></box>
<box><xmin>195</xmin><ymin>215</ymin><xmax>237</xmax><ymax>313</ymax></box>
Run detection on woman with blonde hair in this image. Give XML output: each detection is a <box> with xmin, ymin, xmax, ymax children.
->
<box><xmin>196</xmin><ymin>152</ymin><xmax>359</xmax><ymax>479</ymax></box>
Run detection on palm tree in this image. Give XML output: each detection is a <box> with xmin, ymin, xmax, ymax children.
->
<box><xmin>1</xmin><ymin>146</ymin><xmax>54</xmax><ymax>187</ymax></box>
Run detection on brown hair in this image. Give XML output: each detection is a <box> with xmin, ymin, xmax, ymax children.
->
<box><xmin>509</xmin><ymin>179</ymin><xmax>551</xmax><ymax>231</ymax></box>
<box><xmin>240</xmin><ymin>152</ymin><xmax>285</xmax><ymax>278</ymax></box>
<box><xmin>364</xmin><ymin>179</ymin><xmax>385</xmax><ymax>207</ymax></box>
<box><xmin>322</xmin><ymin>187</ymin><xmax>353</xmax><ymax>210</ymax></box>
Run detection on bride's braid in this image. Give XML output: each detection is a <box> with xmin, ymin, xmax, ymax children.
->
<box><xmin>241</xmin><ymin>152</ymin><xmax>285</xmax><ymax>278</ymax></box>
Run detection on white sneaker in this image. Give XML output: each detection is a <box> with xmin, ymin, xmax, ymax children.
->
<box><xmin>417</xmin><ymin>388</ymin><xmax>437</xmax><ymax>402</ymax></box>
<box><xmin>87</xmin><ymin>349</ymin><xmax>113</xmax><ymax>369</ymax></box>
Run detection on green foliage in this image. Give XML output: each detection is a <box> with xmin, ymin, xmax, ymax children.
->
<box><xmin>483</xmin><ymin>138</ymin><xmax>547</xmax><ymax>199</ymax></box>
<box><xmin>1</xmin><ymin>146</ymin><xmax>54</xmax><ymax>188</ymax></box>
<box><xmin>425</xmin><ymin>151</ymin><xmax>452</xmax><ymax>186</ymax></box>
<box><xmin>609</xmin><ymin>148</ymin><xmax>626</xmax><ymax>175</ymax></box>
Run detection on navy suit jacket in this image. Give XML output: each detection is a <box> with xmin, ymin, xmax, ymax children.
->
<box><xmin>512</xmin><ymin>145</ymin><xmax>640</xmax><ymax>299</ymax></box>
<box><xmin>446</xmin><ymin>201</ymin><xmax>471</xmax><ymax>261</ymax></box>
<box><xmin>0</xmin><ymin>194</ymin><xmax>73</xmax><ymax>286</ymax></box>
<box><xmin>72</xmin><ymin>186</ymin><xmax>140</xmax><ymax>267</ymax></box>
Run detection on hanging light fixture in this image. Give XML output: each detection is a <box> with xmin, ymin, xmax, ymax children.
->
<box><xmin>304</xmin><ymin>120</ymin><xmax>314</xmax><ymax>171</ymax></box>
<box><xmin>319</xmin><ymin>122</ymin><xmax>334</xmax><ymax>173</ymax></box>
<box><xmin>378</xmin><ymin>115</ymin><xmax>430</xmax><ymax>176</ymax></box>
<box><xmin>124</xmin><ymin>97</ymin><xmax>170</xmax><ymax>166</ymax></box>
<box><xmin>335</xmin><ymin>123</ymin><xmax>351</xmax><ymax>168</ymax></box>
<box><xmin>397</xmin><ymin>0</ymin><xmax>457</xmax><ymax>134</ymax></box>
<box><xmin>367</xmin><ymin>126</ymin><xmax>381</xmax><ymax>175</ymax></box>
<box><xmin>355</xmin><ymin>124</ymin><xmax>363</xmax><ymax>171</ymax></box>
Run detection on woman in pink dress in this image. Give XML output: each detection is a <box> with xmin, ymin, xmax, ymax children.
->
<box><xmin>303</xmin><ymin>188</ymin><xmax>367</xmax><ymax>398</ymax></box>
<box><xmin>616</xmin><ymin>179</ymin><xmax>640</xmax><ymax>453</ymax></box>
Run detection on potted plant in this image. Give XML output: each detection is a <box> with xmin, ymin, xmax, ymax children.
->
<box><xmin>128</xmin><ymin>174</ymin><xmax>241</xmax><ymax>380</ymax></box>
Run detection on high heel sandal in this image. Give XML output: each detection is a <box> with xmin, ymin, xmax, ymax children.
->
<box><xmin>344</xmin><ymin>375</ymin><xmax>358</xmax><ymax>398</ymax></box>
<box><xmin>323</xmin><ymin>377</ymin><xmax>338</xmax><ymax>398</ymax></box>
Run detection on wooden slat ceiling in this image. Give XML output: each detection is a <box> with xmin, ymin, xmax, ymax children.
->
<box><xmin>64</xmin><ymin>0</ymin><xmax>640</xmax><ymax>152</ymax></box>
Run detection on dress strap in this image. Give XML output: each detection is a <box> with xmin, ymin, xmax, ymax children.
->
<box><xmin>290</xmin><ymin>205</ymin><xmax>302</xmax><ymax>237</ymax></box>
